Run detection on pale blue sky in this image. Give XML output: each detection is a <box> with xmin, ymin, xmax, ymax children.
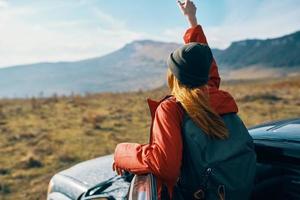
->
<box><xmin>0</xmin><ymin>0</ymin><xmax>299</xmax><ymax>68</ymax></box>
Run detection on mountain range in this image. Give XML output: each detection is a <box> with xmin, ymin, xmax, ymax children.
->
<box><xmin>214</xmin><ymin>30</ymin><xmax>300</xmax><ymax>68</ymax></box>
<box><xmin>0</xmin><ymin>30</ymin><xmax>299</xmax><ymax>98</ymax></box>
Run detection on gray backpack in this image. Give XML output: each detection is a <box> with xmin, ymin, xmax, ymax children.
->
<box><xmin>170</xmin><ymin>113</ymin><xmax>256</xmax><ymax>200</ymax></box>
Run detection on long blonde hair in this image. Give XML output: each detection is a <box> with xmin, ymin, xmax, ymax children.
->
<box><xmin>167</xmin><ymin>69</ymin><xmax>228</xmax><ymax>139</ymax></box>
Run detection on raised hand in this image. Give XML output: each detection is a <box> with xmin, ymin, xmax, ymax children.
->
<box><xmin>177</xmin><ymin>0</ymin><xmax>198</xmax><ymax>28</ymax></box>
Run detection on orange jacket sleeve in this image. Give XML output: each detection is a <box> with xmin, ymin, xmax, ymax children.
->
<box><xmin>184</xmin><ymin>25</ymin><xmax>221</xmax><ymax>88</ymax></box>
<box><xmin>114</xmin><ymin>99</ymin><xmax>183</xmax><ymax>185</ymax></box>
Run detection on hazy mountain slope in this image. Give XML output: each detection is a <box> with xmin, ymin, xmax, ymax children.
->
<box><xmin>215</xmin><ymin>31</ymin><xmax>300</xmax><ymax>68</ymax></box>
<box><xmin>0</xmin><ymin>40</ymin><xmax>180</xmax><ymax>98</ymax></box>
<box><xmin>0</xmin><ymin>30</ymin><xmax>299</xmax><ymax>98</ymax></box>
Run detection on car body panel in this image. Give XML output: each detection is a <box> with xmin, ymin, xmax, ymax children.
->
<box><xmin>249</xmin><ymin>119</ymin><xmax>300</xmax><ymax>142</ymax></box>
<box><xmin>249</xmin><ymin>118</ymin><xmax>300</xmax><ymax>200</ymax></box>
<box><xmin>60</xmin><ymin>155</ymin><xmax>115</xmax><ymax>187</ymax></box>
<box><xmin>48</xmin><ymin>174</ymin><xmax>87</xmax><ymax>200</ymax></box>
<box><xmin>48</xmin><ymin>155</ymin><xmax>130</xmax><ymax>200</ymax></box>
<box><xmin>48</xmin><ymin>192</ymin><xmax>73</xmax><ymax>200</ymax></box>
<box><xmin>248</xmin><ymin>118</ymin><xmax>300</xmax><ymax>130</ymax></box>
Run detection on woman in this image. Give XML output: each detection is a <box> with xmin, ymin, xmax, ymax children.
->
<box><xmin>113</xmin><ymin>0</ymin><xmax>256</xmax><ymax>199</ymax></box>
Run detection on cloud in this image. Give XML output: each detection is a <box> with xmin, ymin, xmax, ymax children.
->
<box><xmin>204</xmin><ymin>0</ymin><xmax>300</xmax><ymax>49</ymax></box>
<box><xmin>161</xmin><ymin>27</ymin><xmax>185</xmax><ymax>43</ymax></box>
<box><xmin>92</xmin><ymin>8</ymin><xmax>127</xmax><ymax>30</ymax></box>
<box><xmin>0</xmin><ymin>0</ymin><xmax>8</xmax><ymax>8</ymax></box>
<box><xmin>0</xmin><ymin>1</ymin><xmax>145</xmax><ymax>68</ymax></box>
<box><xmin>1</xmin><ymin>0</ymin><xmax>299</xmax><ymax>67</ymax></box>
<box><xmin>156</xmin><ymin>0</ymin><xmax>300</xmax><ymax>49</ymax></box>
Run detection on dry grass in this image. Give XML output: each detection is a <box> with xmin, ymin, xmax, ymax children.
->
<box><xmin>0</xmin><ymin>76</ymin><xmax>299</xmax><ymax>199</ymax></box>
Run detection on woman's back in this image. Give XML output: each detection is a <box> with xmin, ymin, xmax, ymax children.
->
<box><xmin>174</xmin><ymin>113</ymin><xmax>256</xmax><ymax>200</ymax></box>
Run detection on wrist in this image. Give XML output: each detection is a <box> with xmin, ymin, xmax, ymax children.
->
<box><xmin>187</xmin><ymin>15</ymin><xmax>198</xmax><ymax>28</ymax></box>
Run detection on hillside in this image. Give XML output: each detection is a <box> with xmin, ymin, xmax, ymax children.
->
<box><xmin>0</xmin><ymin>76</ymin><xmax>300</xmax><ymax>199</ymax></box>
<box><xmin>0</xmin><ymin>30</ymin><xmax>299</xmax><ymax>98</ymax></box>
<box><xmin>215</xmin><ymin>30</ymin><xmax>300</xmax><ymax>68</ymax></box>
<box><xmin>0</xmin><ymin>40</ymin><xmax>180</xmax><ymax>98</ymax></box>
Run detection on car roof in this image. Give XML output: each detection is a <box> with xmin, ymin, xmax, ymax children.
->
<box><xmin>249</xmin><ymin>118</ymin><xmax>300</xmax><ymax>143</ymax></box>
<box><xmin>248</xmin><ymin>118</ymin><xmax>300</xmax><ymax>130</ymax></box>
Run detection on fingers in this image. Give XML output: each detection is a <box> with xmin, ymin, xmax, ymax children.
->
<box><xmin>191</xmin><ymin>2</ymin><xmax>196</xmax><ymax>9</ymax></box>
<box><xmin>177</xmin><ymin>0</ymin><xmax>183</xmax><ymax>5</ymax></box>
<box><xmin>177</xmin><ymin>0</ymin><xmax>184</xmax><ymax>4</ymax></box>
<box><xmin>113</xmin><ymin>163</ymin><xmax>125</xmax><ymax>176</ymax></box>
<box><xmin>186</xmin><ymin>0</ymin><xmax>197</xmax><ymax>11</ymax></box>
<box><xmin>187</xmin><ymin>0</ymin><xmax>195</xmax><ymax>6</ymax></box>
<box><xmin>116</xmin><ymin>167</ymin><xmax>121</xmax><ymax>175</ymax></box>
<box><xmin>178</xmin><ymin>0</ymin><xmax>195</xmax><ymax>8</ymax></box>
<box><xmin>116</xmin><ymin>167</ymin><xmax>124</xmax><ymax>176</ymax></box>
<box><xmin>177</xmin><ymin>0</ymin><xmax>184</xmax><ymax>9</ymax></box>
<box><xmin>112</xmin><ymin>162</ymin><xmax>116</xmax><ymax>171</ymax></box>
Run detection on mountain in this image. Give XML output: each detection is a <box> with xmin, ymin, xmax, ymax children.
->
<box><xmin>0</xmin><ymin>31</ymin><xmax>299</xmax><ymax>98</ymax></box>
<box><xmin>0</xmin><ymin>40</ymin><xmax>180</xmax><ymax>98</ymax></box>
<box><xmin>214</xmin><ymin>31</ymin><xmax>300</xmax><ymax>68</ymax></box>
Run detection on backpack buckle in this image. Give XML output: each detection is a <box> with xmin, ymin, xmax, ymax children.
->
<box><xmin>194</xmin><ymin>189</ymin><xmax>205</xmax><ymax>200</ymax></box>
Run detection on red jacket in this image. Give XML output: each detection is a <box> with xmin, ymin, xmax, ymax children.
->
<box><xmin>113</xmin><ymin>25</ymin><xmax>238</xmax><ymax>198</ymax></box>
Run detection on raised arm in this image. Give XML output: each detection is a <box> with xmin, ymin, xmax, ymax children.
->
<box><xmin>178</xmin><ymin>0</ymin><xmax>221</xmax><ymax>88</ymax></box>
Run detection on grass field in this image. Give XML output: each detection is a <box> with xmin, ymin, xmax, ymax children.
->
<box><xmin>0</xmin><ymin>76</ymin><xmax>300</xmax><ymax>199</ymax></box>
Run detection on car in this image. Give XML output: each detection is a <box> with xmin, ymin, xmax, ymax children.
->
<box><xmin>47</xmin><ymin>118</ymin><xmax>300</xmax><ymax>200</ymax></box>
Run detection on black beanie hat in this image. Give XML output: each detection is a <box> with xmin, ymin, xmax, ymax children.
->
<box><xmin>167</xmin><ymin>42</ymin><xmax>213</xmax><ymax>88</ymax></box>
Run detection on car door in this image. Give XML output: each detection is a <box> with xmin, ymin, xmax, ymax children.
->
<box><xmin>252</xmin><ymin>139</ymin><xmax>300</xmax><ymax>200</ymax></box>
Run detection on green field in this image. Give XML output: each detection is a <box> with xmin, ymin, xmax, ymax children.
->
<box><xmin>0</xmin><ymin>76</ymin><xmax>300</xmax><ymax>199</ymax></box>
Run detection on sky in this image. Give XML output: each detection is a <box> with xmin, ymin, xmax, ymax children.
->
<box><xmin>0</xmin><ymin>0</ymin><xmax>300</xmax><ymax>68</ymax></box>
